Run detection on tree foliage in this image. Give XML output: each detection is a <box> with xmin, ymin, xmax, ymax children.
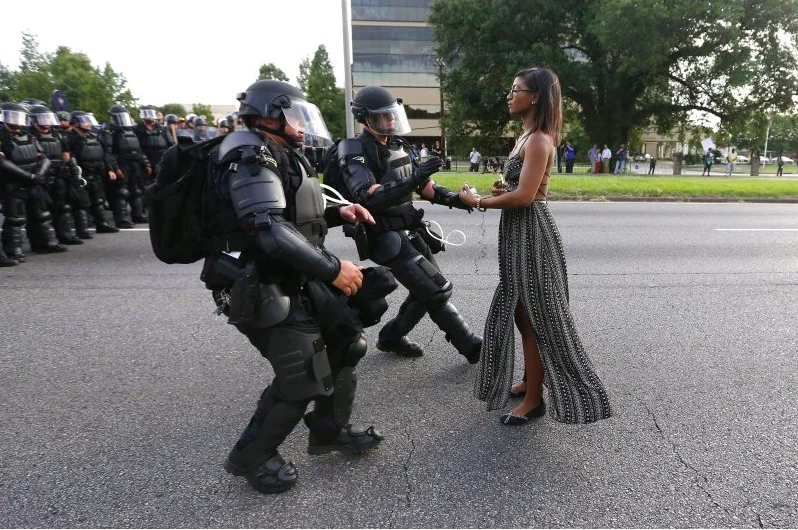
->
<box><xmin>429</xmin><ymin>0</ymin><xmax>798</xmax><ymax>148</ymax></box>
<box><xmin>0</xmin><ymin>32</ymin><xmax>136</xmax><ymax>122</ymax></box>
<box><xmin>191</xmin><ymin>103</ymin><xmax>214</xmax><ymax>122</ymax></box>
<box><xmin>158</xmin><ymin>103</ymin><xmax>188</xmax><ymax>117</ymax></box>
<box><xmin>258</xmin><ymin>63</ymin><xmax>289</xmax><ymax>82</ymax></box>
<box><xmin>299</xmin><ymin>45</ymin><xmax>346</xmax><ymax>140</ymax></box>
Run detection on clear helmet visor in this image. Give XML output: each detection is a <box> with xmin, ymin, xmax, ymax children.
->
<box><xmin>113</xmin><ymin>112</ymin><xmax>134</xmax><ymax>127</ymax></box>
<box><xmin>2</xmin><ymin>110</ymin><xmax>29</xmax><ymax>127</ymax></box>
<box><xmin>87</xmin><ymin>114</ymin><xmax>99</xmax><ymax>126</ymax></box>
<box><xmin>282</xmin><ymin>100</ymin><xmax>332</xmax><ymax>147</ymax></box>
<box><xmin>33</xmin><ymin>112</ymin><xmax>60</xmax><ymax>127</ymax></box>
<box><xmin>140</xmin><ymin>109</ymin><xmax>158</xmax><ymax>120</ymax></box>
<box><xmin>364</xmin><ymin>102</ymin><xmax>411</xmax><ymax>135</ymax></box>
<box><xmin>72</xmin><ymin>115</ymin><xmax>94</xmax><ymax>129</ymax></box>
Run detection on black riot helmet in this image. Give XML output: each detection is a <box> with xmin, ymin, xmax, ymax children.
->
<box><xmin>20</xmin><ymin>98</ymin><xmax>46</xmax><ymax>110</ymax></box>
<box><xmin>164</xmin><ymin>113</ymin><xmax>178</xmax><ymax>125</ymax></box>
<box><xmin>108</xmin><ymin>104</ymin><xmax>134</xmax><ymax>127</ymax></box>
<box><xmin>28</xmin><ymin>104</ymin><xmax>60</xmax><ymax>131</ymax></box>
<box><xmin>139</xmin><ymin>105</ymin><xmax>158</xmax><ymax>123</ymax></box>
<box><xmin>236</xmin><ymin>79</ymin><xmax>331</xmax><ymax>148</ymax></box>
<box><xmin>70</xmin><ymin>110</ymin><xmax>97</xmax><ymax>132</ymax></box>
<box><xmin>351</xmin><ymin>86</ymin><xmax>411</xmax><ymax>136</ymax></box>
<box><xmin>1</xmin><ymin>102</ymin><xmax>30</xmax><ymax>132</ymax></box>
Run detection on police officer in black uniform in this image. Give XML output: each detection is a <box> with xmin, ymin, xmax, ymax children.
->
<box><xmin>0</xmin><ymin>102</ymin><xmax>66</xmax><ymax>258</ymax></box>
<box><xmin>28</xmin><ymin>104</ymin><xmax>84</xmax><ymax>245</ymax></box>
<box><xmin>103</xmin><ymin>104</ymin><xmax>151</xmax><ymax>226</ymax></box>
<box><xmin>337</xmin><ymin>86</ymin><xmax>482</xmax><ymax>362</ymax></box>
<box><xmin>163</xmin><ymin>114</ymin><xmax>179</xmax><ymax>146</ymax></box>
<box><xmin>134</xmin><ymin>106</ymin><xmax>169</xmax><ymax>172</ymax></box>
<box><xmin>67</xmin><ymin>111</ymin><xmax>119</xmax><ymax>234</ymax></box>
<box><xmin>201</xmin><ymin>80</ymin><xmax>383</xmax><ymax>494</ymax></box>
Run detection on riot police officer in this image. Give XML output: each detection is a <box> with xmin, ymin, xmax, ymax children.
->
<box><xmin>134</xmin><ymin>105</ymin><xmax>169</xmax><ymax>171</ymax></box>
<box><xmin>67</xmin><ymin>111</ymin><xmax>119</xmax><ymax>234</ymax></box>
<box><xmin>28</xmin><ymin>104</ymin><xmax>84</xmax><ymax>245</ymax></box>
<box><xmin>337</xmin><ymin>86</ymin><xmax>482</xmax><ymax>362</ymax></box>
<box><xmin>104</xmin><ymin>104</ymin><xmax>151</xmax><ymax>226</ymax></box>
<box><xmin>57</xmin><ymin>111</ymin><xmax>72</xmax><ymax>134</ymax></box>
<box><xmin>0</xmin><ymin>102</ymin><xmax>67</xmax><ymax>258</ymax></box>
<box><xmin>201</xmin><ymin>80</ymin><xmax>383</xmax><ymax>494</ymax></box>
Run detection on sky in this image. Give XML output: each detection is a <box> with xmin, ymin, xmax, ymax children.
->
<box><xmin>0</xmin><ymin>0</ymin><xmax>348</xmax><ymax>107</ymax></box>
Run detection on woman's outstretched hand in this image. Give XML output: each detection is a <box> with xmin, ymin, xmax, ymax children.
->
<box><xmin>459</xmin><ymin>184</ymin><xmax>479</xmax><ymax>208</ymax></box>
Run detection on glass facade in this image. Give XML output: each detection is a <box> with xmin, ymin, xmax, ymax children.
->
<box><xmin>352</xmin><ymin>0</ymin><xmax>433</xmax><ymax>22</ymax></box>
<box><xmin>352</xmin><ymin>25</ymin><xmax>438</xmax><ymax>87</ymax></box>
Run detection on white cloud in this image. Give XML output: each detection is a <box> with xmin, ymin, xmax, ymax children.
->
<box><xmin>0</xmin><ymin>0</ymin><xmax>347</xmax><ymax>107</ymax></box>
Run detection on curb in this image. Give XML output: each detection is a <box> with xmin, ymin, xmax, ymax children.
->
<box><xmin>548</xmin><ymin>196</ymin><xmax>798</xmax><ymax>203</ymax></box>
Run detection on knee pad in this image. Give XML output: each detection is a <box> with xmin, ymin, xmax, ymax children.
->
<box><xmin>61</xmin><ymin>204</ymin><xmax>72</xmax><ymax>215</ymax></box>
<box><xmin>427</xmin><ymin>283</ymin><xmax>453</xmax><ymax>309</ymax></box>
<box><xmin>266</xmin><ymin>326</ymin><xmax>334</xmax><ymax>402</ymax></box>
<box><xmin>390</xmin><ymin>254</ymin><xmax>451</xmax><ymax>304</ymax></box>
<box><xmin>342</xmin><ymin>334</ymin><xmax>367</xmax><ymax>366</ymax></box>
<box><xmin>117</xmin><ymin>186</ymin><xmax>130</xmax><ymax>199</ymax></box>
<box><xmin>33</xmin><ymin>208</ymin><xmax>52</xmax><ymax>223</ymax></box>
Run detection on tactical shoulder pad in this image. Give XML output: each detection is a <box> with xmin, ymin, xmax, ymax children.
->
<box><xmin>337</xmin><ymin>138</ymin><xmax>365</xmax><ymax>160</ymax></box>
<box><xmin>218</xmin><ymin>130</ymin><xmax>265</xmax><ymax>162</ymax></box>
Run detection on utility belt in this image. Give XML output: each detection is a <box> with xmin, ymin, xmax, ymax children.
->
<box><xmin>368</xmin><ymin>207</ymin><xmax>424</xmax><ymax>237</ymax></box>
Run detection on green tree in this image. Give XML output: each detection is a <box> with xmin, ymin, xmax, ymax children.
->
<box><xmin>429</xmin><ymin>0</ymin><xmax>798</xmax><ymax>148</ymax></box>
<box><xmin>192</xmin><ymin>103</ymin><xmax>214</xmax><ymax>122</ymax></box>
<box><xmin>258</xmin><ymin>63</ymin><xmax>288</xmax><ymax>82</ymax></box>
<box><xmin>158</xmin><ymin>103</ymin><xmax>188</xmax><ymax>117</ymax></box>
<box><xmin>299</xmin><ymin>45</ymin><xmax>345</xmax><ymax>140</ymax></box>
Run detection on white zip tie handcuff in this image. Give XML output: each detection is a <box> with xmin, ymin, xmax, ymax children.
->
<box><xmin>321</xmin><ymin>183</ymin><xmax>467</xmax><ymax>247</ymax></box>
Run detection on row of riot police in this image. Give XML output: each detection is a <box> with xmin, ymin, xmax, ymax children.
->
<box><xmin>0</xmin><ymin>101</ymin><xmax>179</xmax><ymax>266</ymax></box>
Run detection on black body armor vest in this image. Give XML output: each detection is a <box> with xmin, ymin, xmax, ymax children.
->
<box><xmin>113</xmin><ymin>127</ymin><xmax>143</xmax><ymax>161</ymax></box>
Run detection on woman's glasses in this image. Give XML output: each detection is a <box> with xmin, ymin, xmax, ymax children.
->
<box><xmin>508</xmin><ymin>88</ymin><xmax>536</xmax><ymax>96</ymax></box>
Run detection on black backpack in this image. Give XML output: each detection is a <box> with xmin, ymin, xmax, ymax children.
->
<box><xmin>144</xmin><ymin>136</ymin><xmax>225</xmax><ymax>264</ymax></box>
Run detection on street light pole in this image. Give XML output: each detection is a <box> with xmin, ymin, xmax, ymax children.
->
<box><xmin>763</xmin><ymin>115</ymin><xmax>772</xmax><ymax>162</ymax></box>
<box><xmin>341</xmin><ymin>0</ymin><xmax>354</xmax><ymax>138</ymax></box>
<box><xmin>437</xmin><ymin>58</ymin><xmax>446</xmax><ymax>157</ymax></box>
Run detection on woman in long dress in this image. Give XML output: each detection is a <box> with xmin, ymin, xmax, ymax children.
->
<box><xmin>459</xmin><ymin>67</ymin><xmax>613</xmax><ymax>426</ymax></box>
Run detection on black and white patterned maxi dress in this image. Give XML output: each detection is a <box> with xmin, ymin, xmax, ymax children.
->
<box><xmin>474</xmin><ymin>155</ymin><xmax>613</xmax><ymax>423</ymax></box>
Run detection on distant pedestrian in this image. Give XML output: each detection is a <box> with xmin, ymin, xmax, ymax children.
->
<box><xmin>648</xmin><ymin>155</ymin><xmax>656</xmax><ymax>175</ymax></box>
<box><xmin>469</xmin><ymin>148</ymin><xmax>481</xmax><ymax>172</ymax></box>
<box><xmin>601</xmin><ymin>144</ymin><xmax>612</xmax><ymax>174</ymax></box>
<box><xmin>419</xmin><ymin>143</ymin><xmax>429</xmax><ymax>162</ymax></box>
<box><xmin>588</xmin><ymin>144</ymin><xmax>598</xmax><ymax>173</ymax></box>
<box><xmin>613</xmin><ymin>144</ymin><xmax>628</xmax><ymax>174</ymax></box>
<box><xmin>701</xmin><ymin>149</ymin><xmax>713</xmax><ymax>176</ymax></box>
<box><xmin>776</xmin><ymin>151</ymin><xmax>784</xmax><ymax>177</ymax></box>
<box><xmin>564</xmin><ymin>141</ymin><xmax>576</xmax><ymax>173</ymax></box>
<box><xmin>557</xmin><ymin>140</ymin><xmax>565</xmax><ymax>173</ymax></box>
<box><xmin>726</xmin><ymin>148</ymin><xmax>738</xmax><ymax>176</ymax></box>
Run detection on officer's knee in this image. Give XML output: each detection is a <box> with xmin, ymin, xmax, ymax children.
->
<box><xmin>342</xmin><ymin>334</ymin><xmax>367</xmax><ymax>366</ymax></box>
<box><xmin>427</xmin><ymin>283</ymin><xmax>452</xmax><ymax>310</ymax></box>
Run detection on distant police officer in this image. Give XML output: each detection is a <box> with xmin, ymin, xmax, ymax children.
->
<box><xmin>192</xmin><ymin>116</ymin><xmax>212</xmax><ymax>142</ymax></box>
<box><xmin>134</xmin><ymin>106</ymin><xmax>169</xmax><ymax>171</ymax></box>
<box><xmin>104</xmin><ymin>104</ymin><xmax>151</xmax><ymax>226</ymax></box>
<box><xmin>0</xmin><ymin>102</ymin><xmax>67</xmax><ymax>258</ymax></box>
<box><xmin>337</xmin><ymin>86</ymin><xmax>482</xmax><ymax>362</ymax></box>
<box><xmin>28</xmin><ymin>104</ymin><xmax>84</xmax><ymax>245</ymax></box>
<box><xmin>202</xmin><ymin>80</ymin><xmax>383</xmax><ymax>494</ymax></box>
<box><xmin>67</xmin><ymin>111</ymin><xmax>119</xmax><ymax>234</ymax></box>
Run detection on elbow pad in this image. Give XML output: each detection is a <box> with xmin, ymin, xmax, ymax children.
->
<box><xmin>359</xmin><ymin>178</ymin><xmax>417</xmax><ymax>213</ymax></box>
<box><xmin>35</xmin><ymin>156</ymin><xmax>52</xmax><ymax>179</ymax></box>
<box><xmin>256</xmin><ymin>219</ymin><xmax>340</xmax><ymax>282</ymax></box>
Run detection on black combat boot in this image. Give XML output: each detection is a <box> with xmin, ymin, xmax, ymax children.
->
<box><xmin>429</xmin><ymin>301</ymin><xmax>482</xmax><ymax>364</ymax></box>
<box><xmin>73</xmin><ymin>209</ymin><xmax>93</xmax><ymax>239</ymax></box>
<box><xmin>377</xmin><ymin>297</ymin><xmax>427</xmax><ymax>357</ymax></box>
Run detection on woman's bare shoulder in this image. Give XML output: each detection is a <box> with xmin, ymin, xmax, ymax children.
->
<box><xmin>524</xmin><ymin>132</ymin><xmax>555</xmax><ymax>156</ymax></box>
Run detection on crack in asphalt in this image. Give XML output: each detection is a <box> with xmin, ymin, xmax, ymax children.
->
<box><xmin>474</xmin><ymin>211</ymin><xmax>488</xmax><ymax>274</ymax></box>
<box><xmin>385</xmin><ymin>416</ymin><xmax>417</xmax><ymax>528</ymax></box>
<box><xmin>640</xmin><ymin>399</ymin><xmax>740</xmax><ymax>523</ymax></box>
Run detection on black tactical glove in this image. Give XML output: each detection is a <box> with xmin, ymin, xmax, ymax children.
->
<box><xmin>412</xmin><ymin>157</ymin><xmax>443</xmax><ymax>187</ymax></box>
<box><xmin>431</xmin><ymin>183</ymin><xmax>473</xmax><ymax>213</ymax></box>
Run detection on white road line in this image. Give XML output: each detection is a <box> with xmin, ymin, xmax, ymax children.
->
<box><xmin>714</xmin><ymin>228</ymin><xmax>798</xmax><ymax>231</ymax></box>
<box><xmin>115</xmin><ymin>228</ymin><xmax>150</xmax><ymax>232</ymax></box>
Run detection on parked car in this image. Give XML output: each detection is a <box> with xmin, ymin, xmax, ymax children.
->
<box><xmin>777</xmin><ymin>156</ymin><xmax>794</xmax><ymax>164</ymax></box>
<box><xmin>736</xmin><ymin>155</ymin><xmax>750</xmax><ymax>163</ymax></box>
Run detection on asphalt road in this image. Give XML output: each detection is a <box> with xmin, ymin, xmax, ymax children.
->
<box><xmin>1</xmin><ymin>203</ymin><xmax>796</xmax><ymax>528</ymax></box>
